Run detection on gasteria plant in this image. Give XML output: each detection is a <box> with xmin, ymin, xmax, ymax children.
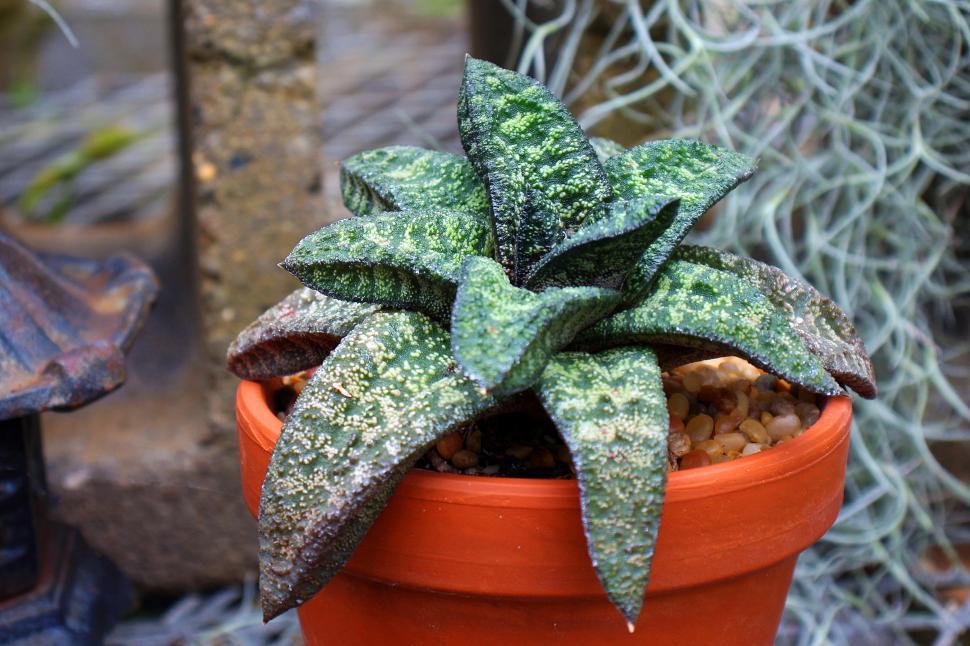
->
<box><xmin>227</xmin><ymin>56</ymin><xmax>876</xmax><ymax>627</ymax></box>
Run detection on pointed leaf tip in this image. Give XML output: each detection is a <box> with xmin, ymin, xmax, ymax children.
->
<box><xmin>459</xmin><ymin>57</ymin><xmax>612</xmax><ymax>283</ymax></box>
<box><xmin>282</xmin><ymin>208</ymin><xmax>493</xmax><ymax>320</ymax></box>
<box><xmin>525</xmin><ymin>196</ymin><xmax>679</xmax><ymax>290</ymax></box>
<box><xmin>258</xmin><ymin>311</ymin><xmax>496</xmax><ymax>619</ymax></box>
<box><xmin>537</xmin><ymin>348</ymin><xmax>668</xmax><ymax>628</ymax></box>
<box><xmin>227</xmin><ymin>288</ymin><xmax>379</xmax><ymax>380</ymax></box>
<box><xmin>604</xmin><ymin>139</ymin><xmax>756</xmax><ymax>302</ymax></box>
<box><xmin>673</xmin><ymin>245</ymin><xmax>876</xmax><ymax>397</ymax></box>
<box><xmin>340</xmin><ymin>146</ymin><xmax>487</xmax><ymax>217</ymax></box>
<box><xmin>577</xmin><ymin>259</ymin><xmax>843</xmax><ymax>396</ymax></box>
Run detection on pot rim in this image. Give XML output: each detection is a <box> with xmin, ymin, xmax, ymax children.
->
<box><xmin>236</xmin><ymin>377</ymin><xmax>852</xmax><ymax>505</ymax></box>
<box><xmin>236</xmin><ymin>376</ymin><xmax>853</xmax><ymax>597</ymax></box>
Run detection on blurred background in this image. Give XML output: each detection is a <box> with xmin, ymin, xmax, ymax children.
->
<box><xmin>0</xmin><ymin>0</ymin><xmax>967</xmax><ymax>644</ymax></box>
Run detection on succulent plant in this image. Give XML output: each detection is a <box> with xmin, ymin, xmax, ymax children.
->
<box><xmin>227</xmin><ymin>56</ymin><xmax>876</xmax><ymax>627</ymax></box>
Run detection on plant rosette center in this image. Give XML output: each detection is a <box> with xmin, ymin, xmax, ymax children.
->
<box><xmin>226</xmin><ymin>56</ymin><xmax>875</xmax><ymax>626</ymax></box>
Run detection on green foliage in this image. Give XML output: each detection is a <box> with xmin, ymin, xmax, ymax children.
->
<box><xmin>451</xmin><ymin>256</ymin><xmax>620</xmax><ymax>397</ymax></box>
<box><xmin>672</xmin><ymin>246</ymin><xmax>876</xmax><ymax>398</ymax></box>
<box><xmin>228</xmin><ymin>55</ymin><xmax>875</xmax><ymax>626</ymax></box>
<box><xmin>19</xmin><ymin>125</ymin><xmax>142</xmax><ymax>222</ymax></box>
<box><xmin>459</xmin><ymin>56</ymin><xmax>612</xmax><ymax>283</ymax></box>
<box><xmin>525</xmin><ymin>197</ymin><xmax>678</xmax><ymax>290</ymax></box>
<box><xmin>9</xmin><ymin>78</ymin><xmax>39</xmax><ymax>110</ymax></box>
<box><xmin>340</xmin><ymin>146</ymin><xmax>488</xmax><ymax>217</ymax></box>
<box><xmin>258</xmin><ymin>311</ymin><xmax>495</xmax><ymax>620</ymax></box>
<box><xmin>537</xmin><ymin>347</ymin><xmax>668</xmax><ymax>626</ymax></box>
<box><xmin>577</xmin><ymin>259</ymin><xmax>843</xmax><ymax>396</ymax></box>
<box><xmin>604</xmin><ymin>140</ymin><xmax>756</xmax><ymax>303</ymax></box>
<box><xmin>282</xmin><ymin>208</ymin><xmax>493</xmax><ymax>321</ymax></box>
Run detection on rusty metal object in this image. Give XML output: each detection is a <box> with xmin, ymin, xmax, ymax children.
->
<box><xmin>0</xmin><ymin>231</ymin><xmax>157</xmax><ymax>642</ymax></box>
<box><xmin>0</xmin><ymin>415</ymin><xmax>43</xmax><ymax>598</ymax></box>
<box><xmin>0</xmin><ymin>522</ymin><xmax>134</xmax><ymax>643</ymax></box>
<box><xmin>0</xmin><ymin>232</ymin><xmax>158</xmax><ymax>421</ymax></box>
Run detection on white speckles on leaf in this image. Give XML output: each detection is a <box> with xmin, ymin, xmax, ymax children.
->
<box><xmin>525</xmin><ymin>197</ymin><xmax>679</xmax><ymax>290</ymax></box>
<box><xmin>282</xmin><ymin>208</ymin><xmax>494</xmax><ymax>320</ymax></box>
<box><xmin>459</xmin><ymin>57</ymin><xmax>612</xmax><ymax>283</ymax></box>
<box><xmin>604</xmin><ymin>140</ymin><xmax>756</xmax><ymax>303</ymax></box>
<box><xmin>673</xmin><ymin>245</ymin><xmax>875</xmax><ymax>398</ymax></box>
<box><xmin>537</xmin><ymin>347</ymin><xmax>668</xmax><ymax>625</ymax></box>
<box><xmin>258</xmin><ymin>311</ymin><xmax>496</xmax><ymax>621</ymax></box>
<box><xmin>241</xmin><ymin>55</ymin><xmax>875</xmax><ymax>632</ymax></box>
<box><xmin>340</xmin><ymin>146</ymin><xmax>488</xmax><ymax>217</ymax></box>
<box><xmin>575</xmin><ymin>260</ymin><xmax>843</xmax><ymax>395</ymax></box>
<box><xmin>451</xmin><ymin>256</ymin><xmax>621</xmax><ymax>397</ymax></box>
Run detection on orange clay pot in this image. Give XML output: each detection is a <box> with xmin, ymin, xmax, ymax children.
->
<box><xmin>236</xmin><ymin>379</ymin><xmax>852</xmax><ymax>645</ymax></box>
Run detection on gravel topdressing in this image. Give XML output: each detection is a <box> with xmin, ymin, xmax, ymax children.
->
<box><xmin>271</xmin><ymin>356</ymin><xmax>824</xmax><ymax>478</ymax></box>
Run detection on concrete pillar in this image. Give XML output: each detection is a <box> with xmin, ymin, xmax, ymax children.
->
<box><xmin>180</xmin><ymin>0</ymin><xmax>325</xmax><ymax>393</ymax></box>
<box><xmin>40</xmin><ymin>0</ymin><xmax>327</xmax><ymax>591</ymax></box>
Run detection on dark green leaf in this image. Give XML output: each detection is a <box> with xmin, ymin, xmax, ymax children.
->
<box><xmin>589</xmin><ymin>137</ymin><xmax>625</xmax><ymax>163</ymax></box>
<box><xmin>525</xmin><ymin>197</ymin><xmax>678</xmax><ymax>290</ymax></box>
<box><xmin>458</xmin><ymin>56</ymin><xmax>612</xmax><ymax>284</ymax></box>
<box><xmin>575</xmin><ymin>259</ymin><xmax>843</xmax><ymax>395</ymax></box>
<box><xmin>282</xmin><ymin>209</ymin><xmax>494</xmax><ymax>320</ymax></box>
<box><xmin>340</xmin><ymin>145</ymin><xmax>488</xmax><ymax>217</ymax></box>
<box><xmin>259</xmin><ymin>311</ymin><xmax>497</xmax><ymax>620</ymax></box>
<box><xmin>647</xmin><ymin>344</ymin><xmax>721</xmax><ymax>372</ymax></box>
<box><xmin>226</xmin><ymin>288</ymin><xmax>379</xmax><ymax>380</ymax></box>
<box><xmin>536</xmin><ymin>347</ymin><xmax>668</xmax><ymax>627</ymax></box>
<box><xmin>451</xmin><ymin>256</ymin><xmax>621</xmax><ymax>397</ymax></box>
<box><xmin>673</xmin><ymin>245</ymin><xmax>876</xmax><ymax>397</ymax></box>
<box><xmin>604</xmin><ymin>139</ymin><xmax>756</xmax><ymax>303</ymax></box>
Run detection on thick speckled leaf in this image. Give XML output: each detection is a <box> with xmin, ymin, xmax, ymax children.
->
<box><xmin>589</xmin><ymin>137</ymin><xmax>626</xmax><ymax>163</ymax></box>
<box><xmin>227</xmin><ymin>288</ymin><xmax>380</xmax><ymax>380</ymax></box>
<box><xmin>282</xmin><ymin>209</ymin><xmax>494</xmax><ymax>321</ymax></box>
<box><xmin>673</xmin><ymin>245</ymin><xmax>876</xmax><ymax>398</ymax></box>
<box><xmin>458</xmin><ymin>57</ymin><xmax>612</xmax><ymax>284</ymax></box>
<box><xmin>525</xmin><ymin>197</ymin><xmax>678</xmax><ymax>290</ymax></box>
<box><xmin>451</xmin><ymin>256</ymin><xmax>621</xmax><ymax>397</ymax></box>
<box><xmin>340</xmin><ymin>146</ymin><xmax>488</xmax><ymax>217</ymax></box>
<box><xmin>576</xmin><ymin>259</ymin><xmax>843</xmax><ymax>395</ymax></box>
<box><xmin>604</xmin><ymin>140</ymin><xmax>756</xmax><ymax>303</ymax></box>
<box><xmin>536</xmin><ymin>347</ymin><xmax>668</xmax><ymax>627</ymax></box>
<box><xmin>258</xmin><ymin>311</ymin><xmax>497</xmax><ymax>620</ymax></box>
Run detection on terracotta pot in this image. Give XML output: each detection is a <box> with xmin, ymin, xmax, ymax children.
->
<box><xmin>236</xmin><ymin>379</ymin><xmax>852</xmax><ymax>645</ymax></box>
